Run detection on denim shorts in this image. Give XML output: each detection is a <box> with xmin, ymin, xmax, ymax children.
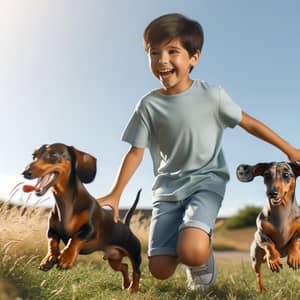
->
<box><xmin>148</xmin><ymin>190</ymin><xmax>223</xmax><ymax>257</ymax></box>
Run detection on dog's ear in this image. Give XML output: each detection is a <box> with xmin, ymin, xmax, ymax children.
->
<box><xmin>289</xmin><ymin>161</ymin><xmax>300</xmax><ymax>178</ymax></box>
<box><xmin>33</xmin><ymin>144</ymin><xmax>48</xmax><ymax>158</ymax></box>
<box><xmin>68</xmin><ymin>146</ymin><xmax>97</xmax><ymax>183</ymax></box>
<box><xmin>236</xmin><ymin>163</ymin><xmax>270</xmax><ymax>182</ymax></box>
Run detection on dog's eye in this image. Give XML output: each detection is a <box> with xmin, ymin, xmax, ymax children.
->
<box><xmin>46</xmin><ymin>152</ymin><xmax>59</xmax><ymax>162</ymax></box>
<box><xmin>32</xmin><ymin>152</ymin><xmax>39</xmax><ymax>160</ymax></box>
<box><xmin>264</xmin><ymin>173</ymin><xmax>272</xmax><ymax>180</ymax></box>
<box><xmin>282</xmin><ymin>172</ymin><xmax>290</xmax><ymax>179</ymax></box>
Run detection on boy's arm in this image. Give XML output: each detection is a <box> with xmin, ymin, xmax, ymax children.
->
<box><xmin>239</xmin><ymin>111</ymin><xmax>300</xmax><ymax>161</ymax></box>
<box><xmin>98</xmin><ymin>146</ymin><xmax>144</xmax><ymax>223</ymax></box>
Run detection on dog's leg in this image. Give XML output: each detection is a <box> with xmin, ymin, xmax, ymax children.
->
<box><xmin>250</xmin><ymin>239</ymin><xmax>266</xmax><ymax>292</ymax></box>
<box><xmin>104</xmin><ymin>246</ymin><xmax>132</xmax><ymax>291</ymax></box>
<box><xmin>287</xmin><ymin>231</ymin><xmax>300</xmax><ymax>270</ymax></box>
<box><xmin>125</xmin><ymin>242</ymin><xmax>141</xmax><ymax>293</ymax></box>
<box><xmin>58</xmin><ymin>237</ymin><xmax>83</xmax><ymax>269</ymax></box>
<box><xmin>120</xmin><ymin>229</ymin><xmax>141</xmax><ymax>292</ymax></box>
<box><xmin>127</xmin><ymin>260</ymin><xmax>140</xmax><ymax>293</ymax></box>
<box><xmin>40</xmin><ymin>237</ymin><xmax>60</xmax><ymax>271</ymax></box>
<box><xmin>108</xmin><ymin>259</ymin><xmax>131</xmax><ymax>290</ymax></box>
<box><xmin>40</xmin><ymin>227</ymin><xmax>61</xmax><ymax>271</ymax></box>
<box><xmin>256</xmin><ymin>228</ymin><xmax>282</xmax><ymax>272</ymax></box>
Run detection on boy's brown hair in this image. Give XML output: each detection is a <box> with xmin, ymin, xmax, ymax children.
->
<box><xmin>143</xmin><ymin>13</ymin><xmax>204</xmax><ymax>57</ymax></box>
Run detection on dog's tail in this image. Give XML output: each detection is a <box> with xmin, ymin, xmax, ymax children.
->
<box><xmin>124</xmin><ymin>189</ymin><xmax>141</xmax><ymax>226</ymax></box>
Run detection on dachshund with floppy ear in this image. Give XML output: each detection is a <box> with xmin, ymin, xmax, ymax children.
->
<box><xmin>236</xmin><ymin>162</ymin><xmax>300</xmax><ymax>292</ymax></box>
<box><xmin>22</xmin><ymin>143</ymin><xmax>141</xmax><ymax>293</ymax></box>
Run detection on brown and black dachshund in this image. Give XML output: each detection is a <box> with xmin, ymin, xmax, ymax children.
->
<box><xmin>237</xmin><ymin>162</ymin><xmax>300</xmax><ymax>292</ymax></box>
<box><xmin>22</xmin><ymin>143</ymin><xmax>141</xmax><ymax>293</ymax></box>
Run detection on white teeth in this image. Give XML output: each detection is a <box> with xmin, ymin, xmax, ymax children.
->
<box><xmin>37</xmin><ymin>173</ymin><xmax>56</xmax><ymax>190</ymax></box>
<box><xmin>159</xmin><ymin>69</ymin><xmax>174</xmax><ymax>74</ymax></box>
<box><xmin>270</xmin><ymin>198</ymin><xmax>282</xmax><ymax>206</ymax></box>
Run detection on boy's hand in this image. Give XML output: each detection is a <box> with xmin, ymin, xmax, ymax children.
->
<box><xmin>97</xmin><ymin>194</ymin><xmax>120</xmax><ymax>223</ymax></box>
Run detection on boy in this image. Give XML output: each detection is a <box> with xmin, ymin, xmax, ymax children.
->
<box><xmin>99</xmin><ymin>13</ymin><xmax>300</xmax><ymax>290</ymax></box>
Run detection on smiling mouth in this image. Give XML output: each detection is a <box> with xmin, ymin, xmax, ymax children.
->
<box><xmin>23</xmin><ymin>172</ymin><xmax>58</xmax><ymax>196</ymax></box>
<box><xmin>159</xmin><ymin>69</ymin><xmax>175</xmax><ymax>78</ymax></box>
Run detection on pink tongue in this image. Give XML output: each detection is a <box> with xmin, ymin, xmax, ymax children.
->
<box><xmin>23</xmin><ymin>185</ymin><xmax>37</xmax><ymax>193</ymax></box>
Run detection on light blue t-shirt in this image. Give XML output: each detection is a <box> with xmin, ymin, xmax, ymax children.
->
<box><xmin>122</xmin><ymin>80</ymin><xmax>242</xmax><ymax>202</ymax></box>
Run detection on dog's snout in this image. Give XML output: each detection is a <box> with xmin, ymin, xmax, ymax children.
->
<box><xmin>268</xmin><ymin>189</ymin><xmax>279</xmax><ymax>198</ymax></box>
<box><xmin>22</xmin><ymin>167</ymin><xmax>33</xmax><ymax>179</ymax></box>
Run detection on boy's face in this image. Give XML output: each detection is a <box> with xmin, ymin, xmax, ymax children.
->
<box><xmin>148</xmin><ymin>38</ymin><xmax>200</xmax><ymax>95</ymax></box>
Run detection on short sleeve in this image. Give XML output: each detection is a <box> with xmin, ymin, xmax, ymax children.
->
<box><xmin>218</xmin><ymin>87</ymin><xmax>242</xmax><ymax>128</ymax></box>
<box><xmin>121</xmin><ymin>105</ymin><xmax>150</xmax><ymax>148</ymax></box>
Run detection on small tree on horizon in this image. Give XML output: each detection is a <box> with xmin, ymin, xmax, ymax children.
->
<box><xmin>223</xmin><ymin>206</ymin><xmax>261</xmax><ymax>229</ymax></box>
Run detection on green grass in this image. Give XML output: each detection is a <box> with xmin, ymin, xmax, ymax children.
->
<box><xmin>1</xmin><ymin>248</ymin><xmax>300</xmax><ymax>300</ymax></box>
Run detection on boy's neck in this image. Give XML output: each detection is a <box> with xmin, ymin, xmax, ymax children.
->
<box><xmin>159</xmin><ymin>78</ymin><xmax>194</xmax><ymax>96</ymax></box>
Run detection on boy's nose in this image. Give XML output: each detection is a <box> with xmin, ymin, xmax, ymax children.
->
<box><xmin>158</xmin><ymin>52</ymin><xmax>169</xmax><ymax>64</ymax></box>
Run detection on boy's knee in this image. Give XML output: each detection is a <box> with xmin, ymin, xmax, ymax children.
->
<box><xmin>177</xmin><ymin>243</ymin><xmax>210</xmax><ymax>266</ymax></box>
<box><xmin>177</xmin><ymin>228</ymin><xmax>211</xmax><ymax>266</ymax></box>
<box><xmin>148</xmin><ymin>256</ymin><xmax>177</xmax><ymax>280</ymax></box>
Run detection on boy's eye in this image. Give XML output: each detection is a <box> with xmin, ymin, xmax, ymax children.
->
<box><xmin>150</xmin><ymin>51</ymin><xmax>159</xmax><ymax>56</ymax></box>
<box><xmin>169</xmin><ymin>49</ymin><xmax>179</xmax><ymax>54</ymax></box>
<box><xmin>149</xmin><ymin>48</ymin><xmax>159</xmax><ymax>55</ymax></box>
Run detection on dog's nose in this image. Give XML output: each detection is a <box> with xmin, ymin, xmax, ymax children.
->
<box><xmin>22</xmin><ymin>168</ymin><xmax>33</xmax><ymax>179</ymax></box>
<box><xmin>268</xmin><ymin>190</ymin><xmax>279</xmax><ymax>198</ymax></box>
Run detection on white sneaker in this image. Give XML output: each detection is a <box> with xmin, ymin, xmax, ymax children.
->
<box><xmin>185</xmin><ymin>250</ymin><xmax>217</xmax><ymax>290</ymax></box>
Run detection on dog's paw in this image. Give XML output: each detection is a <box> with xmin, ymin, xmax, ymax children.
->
<box><xmin>39</xmin><ymin>254</ymin><xmax>59</xmax><ymax>271</ymax></box>
<box><xmin>287</xmin><ymin>253</ymin><xmax>300</xmax><ymax>270</ymax></box>
<box><xmin>287</xmin><ymin>241</ymin><xmax>300</xmax><ymax>270</ymax></box>
<box><xmin>58</xmin><ymin>249</ymin><xmax>76</xmax><ymax>269</ymax></box>
<box><xmin>127</xmin><ymin>285</ymin><xmax>139</xmax><ymax>293</ymax></box>
<box><xmin>265</xmin><ymin>255</ymin><xmax>283</xmax><ymax>272</ymax></box>
<box><xmin>257</xmin><ymin>284</ymin><xmax>266</xmax><ymax>293</ymax></box>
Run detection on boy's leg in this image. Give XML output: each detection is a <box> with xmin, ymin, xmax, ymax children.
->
<box><xmin>149</xmin><ymin>228</ymin><xmax>211</xmax><ymax>281</ymax></box>
<box><xmin>147</xmin><ymin>190</ymin><xmax>222</xmax><ymax>284</ymax></box>
<box><xmin>148</xmin><ymin>255</ymin><xmax>178</xmax><ymax>279</ymax></box>
<box><xmin>177</xmin><ymin>227</ymin><xmax>210</xmax><ymax>266</ymax></box>
<box><xmin>177</xmin><ymin>190</ymin><xmax>223</xmax><ymax>289</ymax></box>
<box><xmin>147</xmin><ymin>200</ymin><xmax>184</xmax><ymax>279</ymax></box>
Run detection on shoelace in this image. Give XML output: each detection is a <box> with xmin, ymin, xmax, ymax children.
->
<box><xmin>190</xmin><ymin>264</ymin><xmax>209</xmax><ymax>276</ymax></box>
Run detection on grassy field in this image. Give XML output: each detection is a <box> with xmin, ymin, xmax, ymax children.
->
<box><xmin>1</xmin><ymin>202</ymin><xmax>300</xmax><ymax>300</ymax></box>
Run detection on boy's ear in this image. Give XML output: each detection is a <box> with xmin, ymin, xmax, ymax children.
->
<box><xmin>190</xmin><ymin>49</ymin><xmax>200</xmax><ymax>67</ymax></box>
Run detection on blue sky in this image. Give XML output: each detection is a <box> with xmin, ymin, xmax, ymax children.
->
<box><xmin>0</xmin><ymin>0</ymin><xmax>299</xmax><ymax>216</ymax></box>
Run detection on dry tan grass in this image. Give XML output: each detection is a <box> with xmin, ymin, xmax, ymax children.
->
<box><xmin>0</xmin><ymin>200</ymin><xmax>254</xmax><ymax>256</ymax></box>
<box><xmin>0</xmin><ymin>278</ymin><xmax>20</xmax><ymax>300</ymax></box>
<box><xmin>0</xmin><ymin>202</ymin><xmax>49</xmax><ymax>256</ymax></box>
<box><xmin>3</xmin><ymin>202</ymin><xmax>300</xmax><ymax>300</ymax></box>
<box><xmin>0</xmin><ymin>202</ymin><xmax>150</xmax><ymax>299</ymax></box>
<box><xmin>128</xmin><ymin>211</ymin><xmax>150</xmax><ymax>246</ymax></box>
<box><xmin>0</xmin><ymin>200</ymin><xmax>150</xmax><ymax>257</ymax></box>
<box><xmin>213</xmin><ymin>220</ymin><xmax>255</xmax><ymax>251</ymax></box>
